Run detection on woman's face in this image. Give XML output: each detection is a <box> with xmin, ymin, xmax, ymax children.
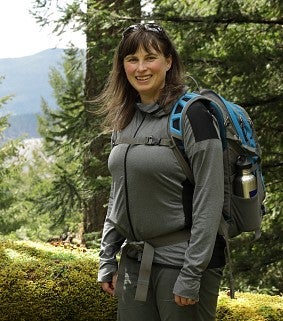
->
<box><xmin>123</xmin><ymin>46</ymin><xmax>172</xmax><ymax>104</ymax></box>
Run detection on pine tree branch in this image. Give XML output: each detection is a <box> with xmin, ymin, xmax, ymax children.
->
<box><xmin>241</xmin><ymin>94</ymin><xmax>283</xmax><ymax>108</ymax></box>
<box><xmin>262</xmin><ymin>162</ymin><xmax>283</xmax><ymax>170</ymax></box>
<box><xmin>156</xmin><ymin>15</ymin><xmax>283</xmax><ymax>26</ymax></box>
<box><xmin>119</xmin><ymin>14</ymin><xmax>283</xmax><ymax>26</ymax></box>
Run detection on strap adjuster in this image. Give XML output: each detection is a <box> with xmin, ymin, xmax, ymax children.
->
<box><xmin>145</xmin><ymin>136</ymin><xmax>160</xmax><ymax>145</ymax></box>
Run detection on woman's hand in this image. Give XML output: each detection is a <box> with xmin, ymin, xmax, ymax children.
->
<box><xmin>174</xmin><ymin>294</ymin><xmax>196</xmax><ymax>306</ymax></box>
<box><xmin>100</xmin><ymin>273</ymin><xmax>118</xmax><ymax>296</ymax></box>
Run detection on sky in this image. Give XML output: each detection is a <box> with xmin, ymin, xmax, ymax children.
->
<box><xmin>0</xmin><ymin>0</ymin><xmax>86</xmax><ymax>59</ymax></box>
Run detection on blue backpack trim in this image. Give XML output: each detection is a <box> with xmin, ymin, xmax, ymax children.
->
<box><xmin>170</xmin><ymin>92</ymin><xmax>228</xmax><ymax>149</ymax></box>
<box><xmin>221</xmin><ymin>96</ymin><xmax>256</xmax><ymax>149</ymax></box>
<box><xmin>169</xmin><ymin>93</ymin><xmax>199</xmax><ymax>137</ymax></box>
<box><xmin>169</xmin><ymin>92</ymin><xmax>257</xmax><ymax>156</ymax></box>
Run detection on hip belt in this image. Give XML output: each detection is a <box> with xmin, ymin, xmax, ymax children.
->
<box><xmin>115</xmin><ymin>229</ymin><xmax>190</xmax><ymax>302</ymax></box>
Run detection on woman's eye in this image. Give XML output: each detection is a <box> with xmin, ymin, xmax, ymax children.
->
<box><xmin>147</xmin><ymin>56</ymin><xmax>156</xmax><ymax>61</ymax></box>
<box><xmin>125</xmin><ymin>56</ymin><xmax>138</xmax><ymax>62</ymax></box>
<box><xmin>131</xmin><ymin>58</ymin><xmax>138</xmax><ymax>62</ymax></box>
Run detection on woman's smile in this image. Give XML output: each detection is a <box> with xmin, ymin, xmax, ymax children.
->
<box><xmin>136</xmin><ymin>75</ymin><xmax>152</xmax><ymax>82</ymax></box>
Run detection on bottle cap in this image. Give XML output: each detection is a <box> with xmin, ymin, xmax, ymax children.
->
<box><xmin>236</xmin><ymin>157</ymin><xmax>252</xmax><ymax>170</ymax></box>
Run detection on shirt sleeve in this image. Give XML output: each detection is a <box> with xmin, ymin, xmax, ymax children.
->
<box><xmin>173</xmin><ymin>101</ymin><xmax>224</xmax><ymax>301</ymax></box>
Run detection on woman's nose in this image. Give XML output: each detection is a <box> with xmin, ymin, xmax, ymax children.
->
<box><xmin>137</xmin><ymin>61</ymin><xmax>147</xmax><ymax>71</ymax></box>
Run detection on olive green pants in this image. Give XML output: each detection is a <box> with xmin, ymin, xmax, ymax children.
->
<box><xmin>117</xmin><ymin>257</ymin><xmax>223</xmax><ymax>321</ymax></box>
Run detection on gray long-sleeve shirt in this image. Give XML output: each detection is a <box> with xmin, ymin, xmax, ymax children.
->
<box><xmin>98</xmin><ymin>97</ymin><xmax>225</xmax><ymax>301</ymax></box>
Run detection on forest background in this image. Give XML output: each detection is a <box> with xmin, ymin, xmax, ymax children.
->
<box><xmin>0</xmin><ymin>0</ymin><xmax>282</xmax><ymax>296</ymax></box>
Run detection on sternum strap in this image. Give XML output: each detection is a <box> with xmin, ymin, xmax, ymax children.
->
<box><xmin>115</xmin><ymin>136</ymin><xmax>173</xmax><ymax>147</ymax></box>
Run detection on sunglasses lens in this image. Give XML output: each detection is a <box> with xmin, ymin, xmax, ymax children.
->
<box><xmin>122</xmin><ymin>24</ymin><xmax>139</xmax><ymax>38</ymax></box>
<box><xmin>122</xmin><ymin>23</ymin><xmax>165</xmax><ymax>38</ymax></box>
<box><xmin>146</xmin><ymin>24</ymin><xmax>164</xmax><ymax>33</ymax></box>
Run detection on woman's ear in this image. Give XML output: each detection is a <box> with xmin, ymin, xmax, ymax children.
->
<box><xmin>166</xmin><ymin>55</ymin><xmax>172</xmax><ymax>71</ymax></box>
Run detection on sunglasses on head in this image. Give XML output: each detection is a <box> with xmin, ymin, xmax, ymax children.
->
<box><xmin>122</xmin><ymin>23</ymin><xmax>165</xmax><ymax>38</ymax></box>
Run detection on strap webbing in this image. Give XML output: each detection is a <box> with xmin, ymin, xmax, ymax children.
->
<box><xmin>170</xmin><ymin>138</ymin><xmax>195</xmax><ymax>185</ymax></box>
<box><xmin>115</xmin><ymin>136</ymin><xmax>173</xmax><ymax>147</ymax></box>
<box><xmin>115</xmin><ymin>229</ymin><xmax>190</xmax><ymax>302</ymax></box>
<box><xmin>135</xmin><ymin>242</ymin><xmax>154</xmax><ymax>301</ymax></box>
<box><xmin>221</xmin><ymin>217</ymin><xmax>235</xmax><ymax>299</ymax></box>
<box><xmin>147</xmin><ymin>228</ymin><xmax>190</xmax><ymax>248</ymax></box>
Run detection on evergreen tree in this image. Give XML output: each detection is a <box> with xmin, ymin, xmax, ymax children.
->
<box><xmin>0</xmin><ymin>88</ymin><xmax>26</xmax><ymax>235</ymax></box>
<box><xmin>37</xmin><ymin>48</ymin><xmax>87</xmax><ymax>231</ymax></box>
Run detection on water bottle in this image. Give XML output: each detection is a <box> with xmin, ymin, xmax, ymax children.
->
<box><xmin>234</xmin><ymin>157</ymin><xmax>257</xmax><ymax>198</ymax></box>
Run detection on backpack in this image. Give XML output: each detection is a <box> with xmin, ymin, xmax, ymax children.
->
<box><xmin>169</xmin><ymin>89</ymin><xmax>266</xmax><ymax>241</ymax></box>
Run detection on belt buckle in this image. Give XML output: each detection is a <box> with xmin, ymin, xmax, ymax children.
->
<box><xmin>130</xmin><ymin>241</ymin><xmax>144</xmax><ymax>252</ymax></box>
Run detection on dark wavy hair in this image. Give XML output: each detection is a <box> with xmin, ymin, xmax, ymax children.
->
<box><xmin>95</xmin><ymin>24</ymin><xmax>185</xmax><ymax>131</ymax></box>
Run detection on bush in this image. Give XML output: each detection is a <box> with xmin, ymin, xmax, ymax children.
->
<box><xmin>0</xmin><ymin>240</ymin><xmax>282</xmax><ymax>321</ymax></box>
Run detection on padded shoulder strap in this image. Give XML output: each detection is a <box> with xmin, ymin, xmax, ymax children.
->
<box><xmin>169</xmin><ymin>92</ymin><xmax>225</xmax><ymax>184</ymax></box>
<box><xmin>169</xmin><ymin>93</ymin><xmax>203</xmax><ymax>184</ymax></box>
<box><xmin>169</xmin><ymin>92</ymin><xmax>200</xmax><ymax>138</ymax></box>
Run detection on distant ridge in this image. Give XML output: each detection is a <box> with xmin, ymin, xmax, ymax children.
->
<box><xmin>0</xmin><ymin>48</ymin><xmax>64</xmax><ymax>116</ymax></box>
<box><xmin>3</xmin><ymin>113</ymin><xmax>41</xmax><ymax>140</ymax></box>
<box><xmin>0</xmin><ymin>48</ymin><xmax>65</xmax><ymax>139</ymax></box>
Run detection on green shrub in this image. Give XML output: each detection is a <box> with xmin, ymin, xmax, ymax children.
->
<box><xmin>0</xmin><ymin>241</ymin><xmax>282</xmax><ymax>321</ymax></box>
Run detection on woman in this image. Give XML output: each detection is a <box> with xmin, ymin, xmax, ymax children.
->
<box><xmin>97</xmin><ymin>23</ymin><xmax>226</xmax><ymax>321</ymax></box>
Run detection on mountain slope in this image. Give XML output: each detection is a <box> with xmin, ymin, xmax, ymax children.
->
<box><xmin>0</xmin><ymin>49</ymin><xmax>65</xmax><ymax>140</ymax></box>
<box><xmin>4</xmin><ymin>113</ymin><xmax>41</xmax><ymax>140</ymax></box>
<box><xmin>0</xmin><ymin>48</ymin><xmax>64</xmax><ymax>116</ymax></box>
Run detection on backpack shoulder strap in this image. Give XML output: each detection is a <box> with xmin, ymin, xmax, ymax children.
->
<box><xmin>169</xmin><ymin>92</ymin><xmax>200</xmax><ymax>185</ymax></box>
<box><xmin>169</xmin><ymin>92</ymin><xmax>225</xmax><ymax>184</ymax></box>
